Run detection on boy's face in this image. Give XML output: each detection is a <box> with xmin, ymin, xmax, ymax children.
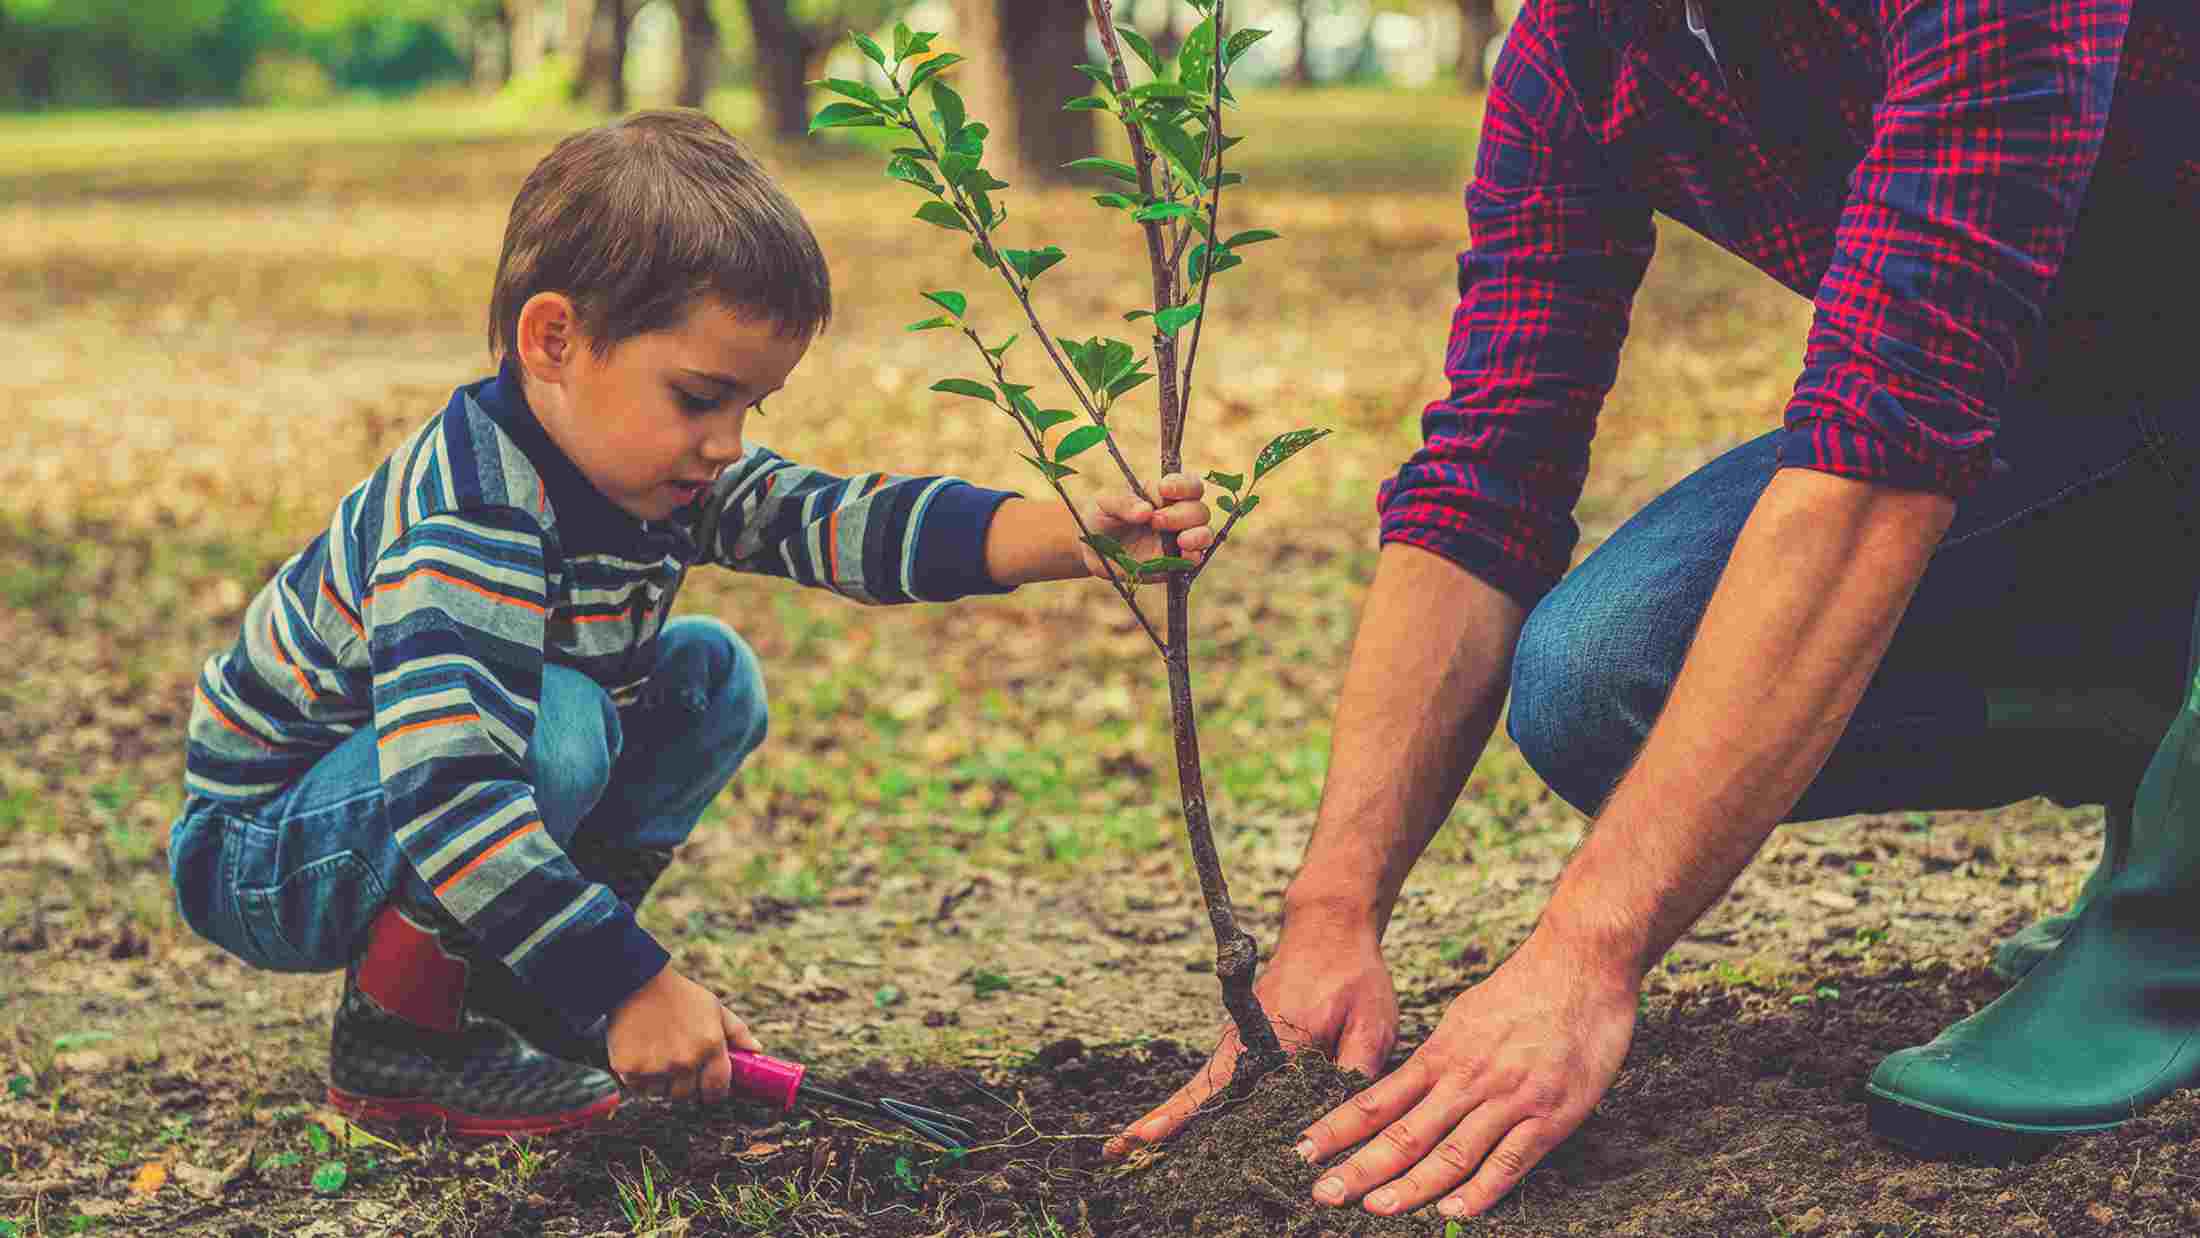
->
<box><xmin>521</xmin><ymin>294</ymin><xmax>812</xmax><ymax>522</ymax></box>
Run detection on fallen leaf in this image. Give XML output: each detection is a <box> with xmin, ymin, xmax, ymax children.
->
<box><xmin>129</xmin><ymin>1161</ymin><xmax>168</xmax><ymax>1196</ymax></box>
<box><xmin>1809</xmin><ymin>890</ymin><xmax>1859</xmax><ymax>913</ymax></box>
<box><xmin>311</xmin><ymin>1108</ymin><xmax>402</xmax><ymax>1152</ymax></box>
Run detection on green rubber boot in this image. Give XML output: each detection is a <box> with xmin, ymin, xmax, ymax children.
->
<box><xmin>1989</xmin><ymin>799</ymin><xmax>2130</xmax><ymax>982</ymax></box>
<box><xmin>1868</xmin><ymin>674</ymin><xmax>2200</xmax><ymax>1160</ymax></box>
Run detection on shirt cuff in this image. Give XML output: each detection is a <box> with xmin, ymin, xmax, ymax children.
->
<box><xmin>518</xmin><ymin>902</ymin><xmax>672</xmax><ymax>1031</ymax></box>
<box><xmin>910</xmin><ymin>482</ymin><xmax>1021</xmax><ymax>600</ymax></box>
<box><xmin>1774</xmin><ymin>409</ymin><xmax>1997</xmax><ymax>499</ymax></box>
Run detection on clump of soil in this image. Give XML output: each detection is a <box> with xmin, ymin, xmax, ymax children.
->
<box><xmin>1093</xmin><ymin>1050</ymin><xmax>1429</xmax><ymax>1237</ymax></box>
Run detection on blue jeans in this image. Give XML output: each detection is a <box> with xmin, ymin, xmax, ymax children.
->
<box><xmin>170</xmin><ymin>617</ymin><xmax>768</xmax><ymax>973</ymax></box>
<box><xmin>1508</xmin><ymin>376</ymin><xmax>2200</xmax><ymax>822</ymax></box>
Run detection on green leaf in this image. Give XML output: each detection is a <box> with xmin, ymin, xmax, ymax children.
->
<box><xmin>810</xmin><ymin>102</ymin><xmax>887</xmax><ymax>132</ymax></box>
<box><xmin>1100</xmin><ymin>338</ymin><xmax>1138</xmax><ymax>383</ymax></box>
<box><xmin>905</xmin><ymin>316</ymin><xmax>955</xmax><ymax>332</ymax></box>
<box><xmin>1115</xmin><ymin>26</ymin><xmax>1166</xmax><ymax>79</ymax></box>
<box><xmin>1064</xmin><ymin>96</ymin><xmax>1112</xmax><ymax>112</ymax></box>
<box><xmin>985</xmin><ymin>333</ymin><xmax>1020</xmax><ymax>359</ymax></box>
<box><xmin>1054</xmin><ymin>425</ymin><xmax>1109</xmax><ymax>462</ymax></box>
<box><xmin>6</xmin><ymin>1073</ymin><xmax>32</xmax><ymax>1099</ymax></box>
<box><xmin>903</xmin><ymin>30</ymin><xmax>937</xmax><ymax>59</ymax></box>
<box><xmin>1254</xmin><ymin>427</ymin><xmax>1333</xmax><ymax>482</ymax></box>
<box><xmin>907</xmin><ymin>53</ymin><xmax>963</xmax><ymax>94</ymax></box>
<box><xmin>914</xmin><ymin>201</ymin><xmax>969</xmax><ymax>233</ymax></box>
<box><xmin>1205</xmin><ymin>470</ymin><xmax>1245</xmax><ymax>495</ymax></box>
<box><xmin>852</xmin><ymin>32</ymin><xmax>888</xmax><ymax>68</ymax></box>
<box><xmin>1022</xmin><ymin>453</ymin><xmax>1076</xmax><ymax>484</ymax></box>
<box><xmin>1004</xmin><ymin>247</ymin><xmax>1066</xmax><ymax>281</ymax></box>
<box><xmin>815</xmin><ymin>77</ymin><xmax>885</xmax><ymax>108</ymax></box>
<box><xmin>1143</xmin><ymin>118</ymin><xmax>1207</xmax><ymax>184</ymax></box>
<box><xmin>1064</xmin><ymin>157</ymin><xmax>1141</xmax><ymax>184</ymax></box>
<box><xmin>1127</xmin><ymin>80</ymin><xmax>1194</xmax><ymax>101</ymax></box>
<box><xmin>1133</xmin><ymin>202</ymin><xmax>1199</xmax><ymax>223</ymax></box>
<box><xmin>1232</xmin><ymin>493</ymin><xmax>1262</xmax><ymax>517</ymax></box>
<box><xmin>1204</xmin><ymin>171</ymin><xmax>1247</xmax><ymax>191</ymax></box>
<box><xmin>1217</xmin><ymin>495</ymin><xmax>1236</xmax><ymax>514</ymax></box>
<box><xmin>1082</xmin><ymin>533</ymin><xmax>1142</xmax><ymax>577</ymax></box>
<box><xmin>1093</xmin><ymin>192</ymin><xmax>1141</xmax><ymax>210</ymax></box>
<box><xmin>1030</xmin><ymin>408</ymin><xmax>1077</xmax><ymax>433</ymax></box>
<box><xmin>310</xmin><ymin>1160</ymin><xmax>349</xmax><ymax>1195</ymax></box>
<box><xmin>1073</xmin><ymin>63</ymin><xmax>1119</xmax><ymax>92</ymax></box>
<box><xmin>1225</xmin><ymin>228</ymin><xmax>1282</xmax><ymax>248</ymax></box>
<box><xmin>1226</xmin><ymin>28</ymin><xmax>1273</xmax><ymax>67</ymax></box>
<box><xmin>1136</xmin><ymin>555</ymin><xmax>1198</xmax><ymax>574</ymax></box>
<box><xmin>1123</xmin><ymin>309</ymin><xmax>1154</xmax><ymax>322</ymax></box>
<box><xmin>922</xmin><ymin>290</ymin><xmax>967</xmax><ymax>318</ymax></box>
<box><xmin>1178</xmin><ymin>16</ymin><xmax>1218</xmax><ymax>90</ymax></box>
<box><xmin>1189</xmin><ymin>246</ymin><xmax>1243</xmax><ymax>280</ymax></box>
<box><xmin>892</xmin><ymin>21</ymin><xmax>916</xmax><ymax>62</ymax></box>
<box><xmin>973</xmin><ymin>240</ymin><xmax>1000</xmax><ymax>269</ymax></box>
<box><xmin>875</xmin><ymin>983</ymin><xmax>905</xmax><ymax>1008</ymax></box>
<box><xmin>969</xmin><ymin>188</ymin><xmax>999</xmax><ymax>228</ymax></box>
<box><xmin>0</xmin><ymin>1219</ymin><xmax>20</xmax><ymax>1238</ymax></box>
<box><xmin>886</xmin><ymin>155</ymin><xmax>941</xmax><ymax>191</ymax></box>
<box><xmin>1058</xmin><ymin>337</ymin><xmax>1100</xmax><ymax>392</ymax></box>
<box><xmin>52</xmin><ymin>1030</ymin><xmax>114</xmax><ymax>1052</ymax></box>
<box><xmin>930</xmin><ymin>378</ymin><xmax>997</xmax><ymax>402</ymax></box>
<box><xmin>999</xmin><ymin>383</ymin><xmax>1040</xmax><ymax>424</ymax></box>
<box><xmin>946</xmin><ymin>122</ymin><xmax>986</xmax><ymax>159</ymax></box>
<box><xmin>931</xmin><ymin>80</ymin><xmax>968</xmax><ymax>139</ymax></box>
<box><xmin>1107</xmin><ymin>368</ymin><xmax>1155</xmax><ymax>400</ymax></box>
<box><xmin>892</xmin><ymin>146</ymin><xmax>936</xmax><ymax>162</ymax></box>
<box><xmin>1154</xmin><ymin>303</ymin><xmax>1203</xmax><ymax>336</ymax></box>
<box><xmin>306</xmin><ymin>1124</ymin><xmax>332</xmax><ymax>1156</ymax></box>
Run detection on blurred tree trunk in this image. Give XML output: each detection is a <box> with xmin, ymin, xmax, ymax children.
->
<box><xmin>1455</xmin><ymin>0</ymin><xmax>1497</xmax><ymax>89</ymax></box>
<box><xmin>675</xmin><ymin>0</ymin><xmax>722</xmax><ymax>109</ymax></box>
<box><xmin>951</xmin><ymin>0</ymin><xmax>1094</xmax><ymax>184</ymax></box>
<box><xmin>1291</xmin><ymin>0</ymin><xmax>1315</xmax><ymax>85</ymax></box>
<box><xmin>741</xmin><ymin>0</ymin><xmax>825</xmax><ymax>140</ymax></box>
<box><xmin>506</xmin><ymin>0</ymin><xmax>546</xmax><ymax>78</ymax></box>
<box><xmin>570</xmin><ymin>0</ymin><xmax>631</xmax><ymax>110</ymax></box>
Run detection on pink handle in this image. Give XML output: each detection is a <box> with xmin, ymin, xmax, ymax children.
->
<box><xmin>727</xmin><ymin>1049</ymin><xmax>805</xmax><ymax>1112</ymax></box>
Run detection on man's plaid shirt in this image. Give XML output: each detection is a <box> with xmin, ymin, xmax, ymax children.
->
<box><xmin>1380</xmin><ymin>0</ymin><xmax>2196</xmax><ymax>605</ymax></box>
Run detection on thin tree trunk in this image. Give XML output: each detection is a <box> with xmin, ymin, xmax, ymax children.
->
<box><xmin>506</xmin><ymin>0</ymin><xmax>546</xmax><ymax>78</ymax></box>
<box><xmin>675</xmin><ymin>0</ymin><xmax>722</xmax><ymax>108</ymax></box>
<box><xmin>1291</xmin><ymin>0</ymin><xmax>1315</xmax><ymax>86</ymax></box>
<box><xmin>955</xmin><ymin>0</ymin><xmax>1096</xmax><ymax>185</ymax></box>
<box><xmin>1456</xmin><ymin>0</ymin><xmax>1498</xmax><ymax>90</ymax></box>
<box><xmin>742</xmin><ymin>0</ymin><xmax>821</xmax><ymax>140</ymax></box>
<box><xmin>605</xmin><ymin>0</ymin><xmax>632</xmax><ymax>111</ymax></box>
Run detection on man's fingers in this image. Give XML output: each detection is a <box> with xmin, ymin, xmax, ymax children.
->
<box><xmin>1106</xmin><ymin>1031</ymin><xmax>1243</xmax><ymax>1158</ymax></box>
<box><xmin>1334</xmin><ymin>1014</ymin><xmax>1393</xmax><ymax>1082</ymax></box>
<box><xmin>1359</xmin><ymin>1098</ymin><xmax>1519</xmax><ymax>1215</ymax></box>
<box><xmin>699</xmin><ymin>1043</ymin><xmax>735</xmax><ymax>1104</ymax></box>
<box><xmin>1300</xmin><ymin>1056</ymin><xmax>1435</xmax><ymax>1164</ymax></box>
<box><xmin>1442</xmin><ymin>1116</ymin><xmax>1563</xmax><ymax>1219</ymax></box>
<box><xmin>721</xmin><ymin>1007</ymin><xmax>763</xmax><ymax>1055</ymax></box>
<box><xmin>1307</xmin><ymin>1079</ymin><xmax>1472</xmax><ymax>1207</ymax></box>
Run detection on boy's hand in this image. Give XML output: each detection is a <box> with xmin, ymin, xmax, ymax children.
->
<box><xmin>1079</xmin><ymin>473</ymin><xmax>1213</xmax><ymax>581</ymax></box>
<box><xmin>606</xmin><ymin>967</ymin><xmax>763</xmax><ymax>1102</ymax></box>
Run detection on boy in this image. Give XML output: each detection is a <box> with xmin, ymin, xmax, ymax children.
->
<box><xmin>168</xmin><ymin>109</ymin><xmax>1213</xmax><ymax>1135</ymax></box>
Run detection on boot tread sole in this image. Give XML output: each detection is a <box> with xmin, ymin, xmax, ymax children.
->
<box><xmin>326</xmin><ymin>1085</ymin><xmax>620</xmax><ymax>1137</ymax></box>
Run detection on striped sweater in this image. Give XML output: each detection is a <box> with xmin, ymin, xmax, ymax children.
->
<box><xmin>184</xmin><ymin>363</ymin><xmax>1017</xmax><ymax>1026</ymax></box>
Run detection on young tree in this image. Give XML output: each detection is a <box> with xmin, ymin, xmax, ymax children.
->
<box><xmin>948</xmin><ymin>0</ymin><xmax>1097</xmax><ymax>183</ymax></box>
<box><xmin>814</xmin><ymin>0</ymin><xmax>1326</xmax><ymax>1065</ymax></box>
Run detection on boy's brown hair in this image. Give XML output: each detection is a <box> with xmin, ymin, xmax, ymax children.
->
<box><xmin>488</xmin><ymin>109</ymin><xmax>832</xmax><ymax>360</ymax></box>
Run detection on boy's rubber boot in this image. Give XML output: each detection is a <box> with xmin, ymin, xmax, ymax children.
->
<box><xmin>1988</xmin><ymin>800</ymin><xmax>2131</xmax><ymax>982</ymax></box>
<box><xmin>1867</xmin><ymin>675</ymin><xmax>2200</xmax><ymax>1161</ymax></box>
<box><xmin>461</xmin><ymin>843</ymin><xmax>678</xmax><ymax>1066</ymax></box>
<box><xmin>326</xmin><ymin>901</ymin><xmax>623</xmax><ymax>1136</ymax></box>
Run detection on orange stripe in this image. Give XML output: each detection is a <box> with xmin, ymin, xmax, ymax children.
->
<box><xmin>320</xmin><ymin>577</ymin><xmax>365</xmax><ymax>641</ymax></box>
<box><xmin>569</xmin><ymin>610</ymin><xmax>629</xmax><ymax>624</ymax></box>
<box><xmin>266</xmin><ymin>610</ymin><xmax>321</xmax><ymax>703</ymax></box>
<box><xmin>435</xmin><ymin>819</ymin><xmax>544</xmax><ymax>896</ymax></box>
<box><xmin>378</xmin><ymin>712</ymin><xmax>481</xmax><ymax>745</ymax></box>
<box><xmin>196</xmin><ymin>685</ymin><xmax>278</xmax><ymax>750</ymax></box>
<box><xmin>368</xmin><ymin>566</ymin><xmax>547</xmax><ymax>614</ymax></box>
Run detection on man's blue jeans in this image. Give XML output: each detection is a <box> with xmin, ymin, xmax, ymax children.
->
<box><xmin>170</xmin><ymin>617</ymin><xmax>768</xmax><ymax>973</ymax></box>
<box><xmin>1506</xmin><ymin>375</ymin><xmax>2200</xmax><ymax>823</ymax></box>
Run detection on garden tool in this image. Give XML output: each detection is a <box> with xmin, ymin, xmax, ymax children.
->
<box><xmin>587</xmin><ymin>1039</ymin><xmax>977</xmax><ymax>1148</ymax></box>
<box><xmin>1867</xmin><ymin>616</ymin><xmax>2200</xmax><ymax>1161</ymax></box>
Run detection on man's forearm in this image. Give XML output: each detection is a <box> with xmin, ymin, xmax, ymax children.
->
<box><xmin>1284</xmin><ymin>543</ymin><xmax>1527</xmax><ymax>936</ymax></box>
<box><xmin>1538</xmin><ymin>468</ymin><xmax>1956</xmax><ymax>976</ymax></box>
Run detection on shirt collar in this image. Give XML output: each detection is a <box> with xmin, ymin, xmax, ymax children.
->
<box><xmin>469</xmin><ymin>357</ymin><xmax>647</xmax><ymax>546</ymax></box>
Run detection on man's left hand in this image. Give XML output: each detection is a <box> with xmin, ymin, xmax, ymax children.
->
<box><xmin>1295</xmin><ymin>930</ymin><xmax>1641</xmax><ymax>1220</ymax></box>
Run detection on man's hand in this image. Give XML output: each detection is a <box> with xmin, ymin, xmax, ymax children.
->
<box><xmin>1078</xmin><ymin>472</ymin><xmax>1212</xmax><ymax>580</ymax></box>
<box><xmin>1107</xmin><ymin>913</ymin><xmax>1398</xmax><ymax>1156</ymax></box>
<box><xmin>606</xmin><ymin>967</ymin><xmax>762</xmax><ymax>1102</ymax></box>
<box><xmin>1298</xmin><ymin>931</ymin><xmax>1639</xmax><ymax>1220</ymax></box>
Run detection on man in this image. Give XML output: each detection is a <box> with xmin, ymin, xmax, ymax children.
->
<box><xmin>1111</xmin><ymin>0</ymin><xmax>2198</xmax><ymax>1223</ymax></box>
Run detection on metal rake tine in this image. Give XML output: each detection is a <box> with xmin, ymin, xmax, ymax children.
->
<box><xmin>881</xmin><ymin>1098</ymin><xmax>973</xmax><ymax>1149</ymax></box>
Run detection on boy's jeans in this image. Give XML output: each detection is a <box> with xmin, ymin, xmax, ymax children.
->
<box><xmin>1506</xmin><ymin>370</ymin><xmax>2200</xmax><ymax>823</ymax></box>
<box><xmin>170</xmin><ymin>617</ymin><xmax>768</xmax><ymax>974</ymax></box>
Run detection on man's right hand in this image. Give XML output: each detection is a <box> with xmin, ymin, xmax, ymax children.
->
<box><xmin>606</xmin><ymin>967</ymin><xmax>760</xmax><ymax>1102</ymax></box>
<box><xmin>1105</xmin><ymin>914</ymin><xmax>1399</xmax><ymax>1157</ymax></box>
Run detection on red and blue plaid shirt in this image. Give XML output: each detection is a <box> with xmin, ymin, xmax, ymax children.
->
<box><xmin>1380</xmin><ymin>0</ymin><xmax>2197</xmax><ymax>605</ymax></box>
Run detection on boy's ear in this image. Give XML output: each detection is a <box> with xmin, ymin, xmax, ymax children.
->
<box><xmin>515</xmin><ymin>292</ymin><xmax>584</xmax><ymax>381</ymax></box>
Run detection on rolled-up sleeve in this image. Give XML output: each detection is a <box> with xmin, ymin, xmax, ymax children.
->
<box><xmin>1379</xmin><ymin>2</ymin><xmax>1658</xmax><ymax>607</ymax></box>
<box><xmin>1777</xmin><ymin>0</ymin><xmax>2132</xmax><ymax>494</ymax></box>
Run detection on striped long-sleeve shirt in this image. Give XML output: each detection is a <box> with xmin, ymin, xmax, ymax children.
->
<box><xmin>185</xmin><ymin>364</ymin><xmax>1017</xmax><ymax>1026</ymax></box>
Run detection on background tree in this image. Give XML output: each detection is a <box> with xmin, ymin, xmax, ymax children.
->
<box><xmin>738</xmin><ymin>0</ymin><xmax>908</xmax><ymax>140</ymax></box>
<box><xmin>674</xmin><ymin>0</ymin><xmax>722</xmax><ymax>107</ymax></box>
<box><xmin>948</xmin><ymin>0</ymin><xmax>1096</xmax><ymax>184</ymax></box>
<box><xmin>1454</xmin><ymin>0</ymin><xmax>1497</xmax><ymax>89</ymax></box>
<box><xmin>568</xmin><ymin>0</ymin><xmax>632</xmax><ymax>110</ymax></box>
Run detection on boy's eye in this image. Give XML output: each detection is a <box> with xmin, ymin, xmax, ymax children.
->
<box><xmin>673</xmin><ymin>388</ymin><xmax>724</xmax><ymax>414</ymax></box>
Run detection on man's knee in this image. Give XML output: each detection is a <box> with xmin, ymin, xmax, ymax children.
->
<box><xmin>530</xmin><ymin>665</ymin><xmax>620</xmax><ymax>836</ymax></box>
<box><xmin>1507</xmin><ymin>592</ymin><xmax>1666</xmax><ymax>817</ymax></box>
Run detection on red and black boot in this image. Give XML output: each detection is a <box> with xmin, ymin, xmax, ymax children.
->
<box><xmin>326</xmin><ymin>901</ymin><xmax>623</xmax><ymax>1136</ymax></box>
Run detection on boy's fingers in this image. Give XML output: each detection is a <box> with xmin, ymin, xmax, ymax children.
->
<box><xmin>722</xmin><ymin>1006</ymin><xmax>764</xmax><ymax>1054</ymax></box>
<box><xmin>700</xmin><ymin>1044</ymin><xmax>735</xmax><ymax>1103</ymax></box>
<box><xmin>1095</xmin><ymin>494</ymin><xmax>1154</xmax><ymax>523</ymax></box>
<box><xmin>1158</xmin><ymin>473</ymin><xmax>1204</xmax><ymax>500</ymax></box>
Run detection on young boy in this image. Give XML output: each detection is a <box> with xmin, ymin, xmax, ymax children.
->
<box><xmin>167</xmin><ymin>109</ymin><xmax>1213</xmax><ymax>1136</ymax></box>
